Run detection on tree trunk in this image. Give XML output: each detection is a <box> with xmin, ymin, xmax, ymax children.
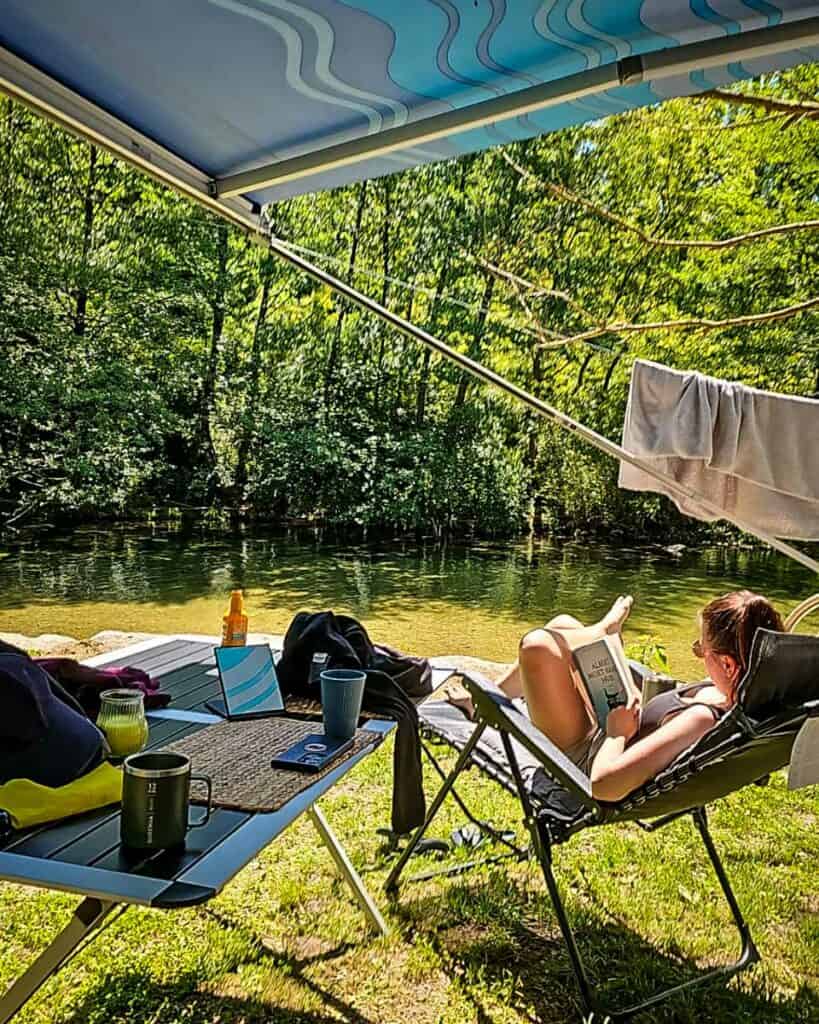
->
<box><xmin>452</xmin><ymin>170</ymin><xmax>518</xmax><ymax>408</ymax></box>
<box><xmin>415</xmin><ymin>255</ymin><xmax>451</xmax><ymax>427</ymax></box>
<box><xmin>234</xmin><ymin>266</ymin><xmax>272</xmax><ymax>499</ymax></box>
<box><xmin>374</xmin><ymin>179</ymin><xmax>392</xmax><ymax>412</ymax></box>
<box><xmin>524</xmin><ymin>418</ymin><xmax>544</xmax><ymax>534</ymax></box>
<box><xmin>73</xmin><ymin>144</ymin><xmax>97</xmax><ymax>337</ymax></box>
<box><xmin>198</xmin><ymin>221</ymin><xmax>229</xmax><ymax>489</ymax></box>
<box><xmin>324</xmin><ymin>181</ymin><xmax>367</xmax><ymax>411</ymax></box>
<box><xmin>393</xmin><ymin>287</ymin><xmax>416</xmax><ymax>423</ymax></box>
<box><xmin>0</xmin><ymin>99</ymin><xmax>20</xmax><ymax>242</ymax></box>
<box><xmin>453</xmin><ymin>271</ymin><xmax>495</xmax><ymax>408</ymax></box>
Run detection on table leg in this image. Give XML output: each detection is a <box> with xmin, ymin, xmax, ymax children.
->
<box><xmin>307</xmin><ymin>805</ymin><xmax>389</xmax><ymax>936</ymax></box>
<box><xmin>0</xmin><ymin>896</ymin><xmax>117</xmax><ymax>1024</ymax></box>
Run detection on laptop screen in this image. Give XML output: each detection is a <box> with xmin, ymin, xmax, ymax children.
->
<box><xmin>214</xmin><ymin>644</ymin><xmax>285</xmax><ymax>717</ymax></box>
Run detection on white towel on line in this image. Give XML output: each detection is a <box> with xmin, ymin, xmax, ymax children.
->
<box><xmin>618</xmin><ymin>360</ymin><xmax>819</xmax><ymax>541</ymax></box>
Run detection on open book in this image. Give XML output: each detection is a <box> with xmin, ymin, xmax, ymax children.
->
<box><xmin>571</xmin><ymin>634</ymin><xmax>641</xmax><ymax>731</ymax></box>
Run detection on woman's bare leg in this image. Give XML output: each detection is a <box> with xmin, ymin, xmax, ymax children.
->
<box><xmin>511</xmin><ymin>597</ymin><xmax>633</xmax><ymax>749</ymax></box>
<box><xmin>498</xmin><ymin>597</ymin><xmax>632</xmax><ymax>700</ymax></box>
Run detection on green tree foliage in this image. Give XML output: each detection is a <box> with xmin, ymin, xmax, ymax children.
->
<box><xmin>0</xmin><ymin>66</ymin><xmax>816</xmax><ymax>537</ymax></box>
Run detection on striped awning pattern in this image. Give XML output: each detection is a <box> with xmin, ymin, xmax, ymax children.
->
<box><xmin>0</xmin><ymin>2</ymin><xmax>817</xmax><ymax>206</ymax></box>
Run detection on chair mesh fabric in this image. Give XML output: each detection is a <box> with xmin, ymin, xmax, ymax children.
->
<box><xmin>738</xmin><ymin>629</ymin><xmax>819</xmax><ymax>720</ymax></box>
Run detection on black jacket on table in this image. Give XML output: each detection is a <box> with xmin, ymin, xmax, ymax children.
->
<box><xmin>0</xmin><ymin>640</ymin><xmax>103</xmax><ymax>788</ymax></box>
<box><xmin>276</xmin><ymin>611</ymin><xmax>432</xmax><ymax>834</ymax></box>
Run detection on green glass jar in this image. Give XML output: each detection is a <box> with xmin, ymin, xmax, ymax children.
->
<box><xmin>97</xmin><ymin>689</ymin><xmax>149</xmax><ymax>760</ymax></box>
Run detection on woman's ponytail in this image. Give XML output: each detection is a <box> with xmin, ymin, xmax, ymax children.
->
<box><xmin>701</xmin><ymin>590</ymin><xmax>783</xmax><ymax>678</ymax></box>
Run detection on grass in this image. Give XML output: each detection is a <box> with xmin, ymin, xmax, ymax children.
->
<box><xmin>1</xmin><ymin>739</ymin><xmax>817</xmax><ymax>1024</ymax></box>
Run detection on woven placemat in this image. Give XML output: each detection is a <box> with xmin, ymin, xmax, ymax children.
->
<box><xmin>161</xmin><ymin>718</ymin><xmax>378</xmax><ymax>813</ymax></box>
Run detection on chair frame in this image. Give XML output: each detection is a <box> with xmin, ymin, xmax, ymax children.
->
<box><xmin>497</xmin><ymin>726</ymin><xmax>759</xmax><ymax>1020</ymax></box>
<box><xmin>386</xmin><ymin>656</ymin><xmax>818</xmax><ymax>1020</ymax></box>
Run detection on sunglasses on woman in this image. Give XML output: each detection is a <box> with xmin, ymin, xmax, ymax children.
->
<box><xmin>691</xmin><ymin>638</ymin><xmax>705</xmax><ymax>658</ymax></box>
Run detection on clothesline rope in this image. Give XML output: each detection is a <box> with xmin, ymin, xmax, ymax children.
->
<box><xmin>280</xmin><ymin>238</ymin><xmax>618</xmax><ymax>351</ymax></box>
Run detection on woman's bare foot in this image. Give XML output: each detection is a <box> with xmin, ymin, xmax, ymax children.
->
<box><xmin>602</xmin><ymin>595</ymin><xmax>633</xmax><ymax>635</ymax></box>
<box><xmin>444</xmin><ymin>679</ymin><xmax>475</xmax><ymax>720</ymax></box>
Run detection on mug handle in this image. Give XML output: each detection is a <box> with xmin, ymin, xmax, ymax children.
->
<box><xmin>188</xmin><ymin>773</ymin><xmax>212</xmax><ymax>828</ymax></box>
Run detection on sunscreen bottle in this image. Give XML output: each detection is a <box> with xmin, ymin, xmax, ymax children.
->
<box><xmin>221</xmin><ymin>589</ymin><xmax>248</xmax><ymax>646</ymax></box>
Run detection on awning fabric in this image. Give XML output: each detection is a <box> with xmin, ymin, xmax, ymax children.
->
<box><xmin>0</xmin><ymin>2</ymin><xmax>817</xmax><ymax>208</ymax></box>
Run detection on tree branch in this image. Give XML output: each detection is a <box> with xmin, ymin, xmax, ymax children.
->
<box><xmin>701</xmin><ymin>88</ymin><xmax>819</xmax><ymax>120</ymax></box>
<box><xmin>471</xmin><ymin>253</ymin><xmax>619</xmax><ymax>353</ymax></box>
<box><xmin>470</xmin><ymin>254</ymin><xmax>589</xmax><ymax>325</ymax></box>
<box><xmin>551</xmin><ymin>296</ymin><xmax>819</xmax><ymax>348</ymax></box>
<box><xmin>683</xmin><ymin>112</ymin><xmax>792</xmax><ymax>131</ymax></box>
<box><xmin>501</xmin><ymin>151</ymin><xmax>819</xmax><ymax>250</ymax></box>
<box><xmin>505</xmin><ymin>272</ymin><xmax>569</xmax><ymax>349</ymax></box>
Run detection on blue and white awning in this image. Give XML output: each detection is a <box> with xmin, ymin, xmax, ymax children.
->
<box><xmin>0</xmin><ymin>1</ymin><xmax>817</xmax><ymax>216</ymax></box>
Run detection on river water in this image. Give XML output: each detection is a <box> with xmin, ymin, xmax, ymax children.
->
<box><xmin>1</xmin><ymin>527</ymin><xmax>816</xmax><ymax>678</ymax></box>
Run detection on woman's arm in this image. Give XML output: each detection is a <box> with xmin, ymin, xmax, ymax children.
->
<box><xmin>590</xmin><ymin>705</ymin><xmax>716</xmax><ymax>802</ymax></box>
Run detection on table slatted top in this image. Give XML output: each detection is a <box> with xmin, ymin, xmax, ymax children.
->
<box><xmin>0</xmin><ymin>638</ymin><xmax>392</xmax><ymax>908</ymax></box>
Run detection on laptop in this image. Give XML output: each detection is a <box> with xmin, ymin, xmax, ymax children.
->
<box><xmin>206</xmin><ymin>644</ymin><xmax>286</xmax><ymax>720</ymax></box>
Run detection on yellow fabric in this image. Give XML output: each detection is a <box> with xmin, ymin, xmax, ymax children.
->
<box><xmin>0</xmin><ymin>763</ymin><xmax>122</xmax><ymax>829</ymax></box>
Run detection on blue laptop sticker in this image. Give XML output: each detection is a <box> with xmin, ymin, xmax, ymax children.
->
<box><xmin>215</xmin><ymin>645</ymin><xmax>284</xmax><ymax>715</ymax></box>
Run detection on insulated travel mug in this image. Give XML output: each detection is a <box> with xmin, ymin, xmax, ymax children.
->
<box><xmin>121</xmin><ymin>752</ymin><xmax>212</xmax><ymax>851</ymax></box>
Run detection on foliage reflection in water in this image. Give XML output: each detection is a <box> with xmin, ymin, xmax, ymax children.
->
<box><xmin>0</xmin><ymin>527</ymin><xmax>815</xmax><ymax>677</ymax></box>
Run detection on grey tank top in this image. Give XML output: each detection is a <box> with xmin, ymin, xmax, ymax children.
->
<box><xmin>638</xmin><ymin>682</ymin><xmax>727</xmax><ymax>738</ymax></box>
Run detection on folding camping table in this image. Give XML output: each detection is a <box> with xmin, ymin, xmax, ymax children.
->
<box><xmin>0</xmin><ymin>636</ymin><xmax>397</xmax><ymax>1024</ymax></box>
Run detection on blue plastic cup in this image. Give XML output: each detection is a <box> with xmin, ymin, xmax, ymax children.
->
<box><xmin>320</xmin><ymin>669</ymin><xmax>366</xmax><ymax>740</ymax></box>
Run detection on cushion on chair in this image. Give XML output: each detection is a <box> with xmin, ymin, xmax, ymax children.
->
<box><xmin>738</xmin><ymin>629</ymin><xmax>819</xmax><ymax>720</ymax></box>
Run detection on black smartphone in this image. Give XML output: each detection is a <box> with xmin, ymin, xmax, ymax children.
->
<box><xmin>271</xmin><ymin>733</ymin><xmax>354</xmax><ymax>773</ymax></box>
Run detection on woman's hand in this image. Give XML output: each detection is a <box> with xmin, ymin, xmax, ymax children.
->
<box><xmin>606</xmin><ymin>700</ymin><xmax>640</xmax><ymax>741</ymax></box>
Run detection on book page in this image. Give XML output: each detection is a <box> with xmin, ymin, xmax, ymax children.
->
<box><xmin>606</xmin><ymin>633</ymin><xmax>641</xmax><ymax>704</ymax></box>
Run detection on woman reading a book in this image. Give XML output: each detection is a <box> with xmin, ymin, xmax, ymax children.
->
<box><xmin>496</xmin><ymin>590</ymin><xmax>783</xmax><ymax>802</ymax></box>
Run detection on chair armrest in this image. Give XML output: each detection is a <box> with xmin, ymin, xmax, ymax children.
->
<box><xmin>462</xmin><ymin>673</ymin><xmax>601</xmax><ymax>815</ymax></box>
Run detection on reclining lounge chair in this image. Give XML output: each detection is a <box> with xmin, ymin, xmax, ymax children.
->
<box><xmin>385</xmin><ymin>624</ymin><xmax>819</xmax><ymax>1020</ymax></box>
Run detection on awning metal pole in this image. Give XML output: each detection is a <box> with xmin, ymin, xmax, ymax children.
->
<box><xmin>266</xmin><ymin>234</ymin><xmax>819</xmax><ymax>576</ymax></box>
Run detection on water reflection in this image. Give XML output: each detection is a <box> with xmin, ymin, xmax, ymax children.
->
<box><xmin>0</xmin><ymin>527</ymin><xmax>815</xmax><ymax>677</ymax></box>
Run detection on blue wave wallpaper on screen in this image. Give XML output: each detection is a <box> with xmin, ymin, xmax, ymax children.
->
<box><xmin>215</xmin><ymin>645</ymin><xmax>285</xmax><ymax>715</ymax></box>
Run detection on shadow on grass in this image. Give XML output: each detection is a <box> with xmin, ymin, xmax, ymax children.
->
<box><xmin>45</xmin><ymin>889</ymin><xmax>818</xmax><ymax>1024</ymax></box>
<box><xmin>61</xmin><ymin>974</ymin><xmax>371</xmax><ymax>1024</ymax></box>
<box><xmin>393</xmin><ymin>881</ymin><xmax>818</xmax><ymax>1024</ymax></box>
<box><xmin>60</xmin><ymin>933</ymin><xmax>375</xmax><ymax>1024</ymax></box>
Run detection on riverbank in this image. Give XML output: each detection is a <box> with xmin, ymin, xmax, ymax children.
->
<box><xmin>0</xmin><ymin>629</ymin><xmax>510</xmax><ymax>683</ymax></box>
<box><xmin>2</xmin><ymin>527</ymin><xmax>814</xmax><ymax>678</ymax></box>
